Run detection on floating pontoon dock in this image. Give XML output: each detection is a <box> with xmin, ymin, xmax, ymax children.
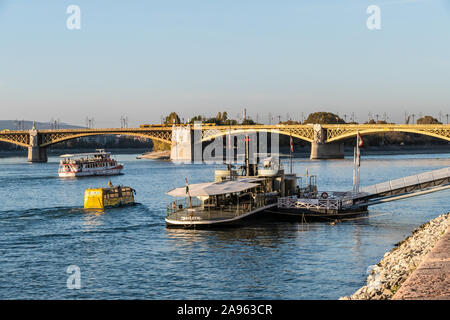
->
<box><xmin>277</xmin><ymin>167</ymin><xmax>450</xmax><ymax>219</ymax></box>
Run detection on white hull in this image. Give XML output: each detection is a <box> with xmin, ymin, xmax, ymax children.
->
<box><xmin>58</xmin><ymin>167</ymin><xmax>123</xmax><ymax>178</ymax></box>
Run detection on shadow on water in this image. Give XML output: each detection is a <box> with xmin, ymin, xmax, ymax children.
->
<box><xmin>0</xmin><ymin>206</ymin><xmax>84</xmax><ymax>220</ymax></box>
<box><xmin>0</xmin><ymin>202</ymin><xmax>154</xmax><ymax>222</ymax></box>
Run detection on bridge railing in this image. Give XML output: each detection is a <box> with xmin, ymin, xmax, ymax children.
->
<box><xmin>361</xmin><ymin>167</ymin><xmax>450</xmax><ymax>195</ymax></box>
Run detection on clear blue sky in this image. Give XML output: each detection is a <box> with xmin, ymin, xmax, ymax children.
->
<box><xmin>1</xmin><ymin>0</ymin><xmax>449</xmax><ymax>126</ymax></box>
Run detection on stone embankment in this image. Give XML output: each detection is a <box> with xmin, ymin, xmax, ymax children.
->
<box><xmin>341</xmin><ymin>212</ymin><xmax>449</xmax><ymax>300</ymax></box>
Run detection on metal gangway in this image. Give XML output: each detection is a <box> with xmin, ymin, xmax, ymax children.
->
<box><xmin>357</xmin><ymin>167</ymin><xmax>450</xmax><ymax>206</ymax></box>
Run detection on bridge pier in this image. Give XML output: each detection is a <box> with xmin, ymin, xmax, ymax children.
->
<box><xmin>28</xmin><ymin>146</ymin><xmax>48</xmax><ymax>162</ymax></box>
<box><xmin>28</xmin><ymin>127</ymin><xmax>47</xmax><ymax>163</ymax></box>
<box><xmin>170</xmin><ymin>125</ymin><xmax>195</xmax><ymax>162</ymax></box>
<box><xmin>310</xmin><ymin>124</ymin><xmax>344</xmax><ymax>159</ymax></box>
<box><xmin>310</xmin><ymin>142</ymin><xmax>344</xmax><ymax>160</ymax></box>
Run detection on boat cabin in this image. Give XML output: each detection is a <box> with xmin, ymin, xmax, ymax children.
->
<box><xmin>84</xmin><ymin>185</ymin><xmax>135</xmax><ymax>209</ymax></box>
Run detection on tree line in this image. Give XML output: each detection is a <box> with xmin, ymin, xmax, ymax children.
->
<box><xmin>162</xmin><ymin>111</ymin><xmax>444</xmax><ymax>126</ymax></box>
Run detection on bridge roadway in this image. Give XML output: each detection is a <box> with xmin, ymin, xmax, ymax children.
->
<box><xmin>0</xmin><ymin>123</ymin><xmax>449</xmax><ymax>162</ymax></box>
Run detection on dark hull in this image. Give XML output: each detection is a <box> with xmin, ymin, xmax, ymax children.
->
<box><xmin>274</xmin><ymin>206</ymin><xmax>369</xmax><ymax>222</ymax></box>
<box><xmin>165</xmin><ymin>209</ymin><xmax>275</xmax><ymax>229</ymax></box>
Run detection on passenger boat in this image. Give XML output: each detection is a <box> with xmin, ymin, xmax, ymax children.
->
<box><xmin>58</xmin><ymin>149</ymin><xmax>123</xmax><ymax>177</ymax></box>
<box><xmin>84</xmin><ymin>182</ymin><xmax>136</xmax><ymax>209</ymax></box>
<box><xmin>165</xmin><ymin>152</ymin><xmax>298</xmax><ymax>228</ymax></box>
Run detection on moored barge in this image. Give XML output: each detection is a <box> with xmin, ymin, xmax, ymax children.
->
<box><xmin>165</xmin><ymin>156</ymin><xmax>298</xmax><ymax>228</ymax></box>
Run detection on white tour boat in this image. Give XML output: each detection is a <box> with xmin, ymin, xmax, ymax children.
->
<box><xmin>58</xmin><ymin>149</ymin><xmax>123</xmax><ymax>178</ymax></box>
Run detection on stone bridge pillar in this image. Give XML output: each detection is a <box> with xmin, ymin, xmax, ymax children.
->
<box><xmin>170</xmin><ymin>125</ymin><xmax>194</xmax><ymax>162</ymax></box>
<box><xmin>28</xmin><ymin>127</ymin><xmax>47</xmax><ymax>163</ymax></box>
<box><xmin>310</xmin><ymin>124</ymin><xmax>344</xmax><ymax>159</ymax></box>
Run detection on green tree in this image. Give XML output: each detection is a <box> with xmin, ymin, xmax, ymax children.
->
<box><xmin>279</xmin><ymin>120</ymin><xmax>302</xmax><ymax>125</ymax></box>
<box><xmin>304</xmin><ymin>112</ymin><xmax>346</xmax><ymax>124</ymax></box>
<box><xmin>417</xmin><ymin>115</ymin><xmax>441</xmax><ymax>125</ymax></box>
<box><xmin>242</xmin><ymin>118</ymin><xmax>256</xmax><ymax>125</ymax></box>
<box><xmin>190</xmin><ymin>115</ymin><xmax>205</xmax><ymax>124</ymax></box>
<box><xmin>153</xmin><ymin>112</ymin><xmax>181</xmax><ymax>151</ymax></box>
<box><xmin>189</xmin><ymin>112</ymin><xmax>238</xmax><ymax>125</ymax></box>
<box><xmin>165</xmin><ymin>112</ymin><xmax>181</xmax><ymax>125</ymax></box>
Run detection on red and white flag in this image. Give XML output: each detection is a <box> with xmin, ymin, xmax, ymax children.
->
<box><xmin>290</xmin><ymin>136</ymin><xmax>294</xmax><ymax>153</ymax></box>
<box><xmin>357</xmin><ymin>131</ymin><xmax>363</xmax><ymax>147</ymax></box>
<box><xmin>355</xmin><ymin>131</ymin><xmax>362</xmax><ymax>167</ymax></box>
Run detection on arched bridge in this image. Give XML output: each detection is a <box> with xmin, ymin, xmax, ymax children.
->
<box><xmin>199</xmin><ymin>124</ymin><xmax>450</xmax><ymax>143</ymax></box>
<box><xmin>0</xmin><ymin>124</ymin><xmax>449</xmax><ymax>162</ymax></box>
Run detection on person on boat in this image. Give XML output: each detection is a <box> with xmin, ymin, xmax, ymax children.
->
<box><xmin>108</xmin><ymin>180</ymin><xmax>113</xmax><ymax>187</ymax></box>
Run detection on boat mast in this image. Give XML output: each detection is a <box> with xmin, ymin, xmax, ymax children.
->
<box><xmin>289</xmin><ymin>134</ymin><xmax>293</xmax><ymax>174</ymax></box>
<box><xmin>353</xmin><ymin>131</ymin><xmax>362</xmax><ymax>193</ymax></box>
<box><xmin>185</xmin><ymin>177</ymin><xmax>192</xmax><ymax>208</ymax></box>
<box><xmin>245</xmin><ymin>134</ymin><xmax>250</xmax><ymax>177</ymax></box>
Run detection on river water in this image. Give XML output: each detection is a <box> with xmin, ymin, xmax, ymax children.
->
<box><xmin>0</xmin><ymin>152</ymin><xmax>449</xmax><ymax>299</ymax></box>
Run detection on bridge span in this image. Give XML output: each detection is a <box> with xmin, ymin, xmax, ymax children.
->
<box><xmin>0</xmin><ymin>123</ymin><xmax>449</xmax><ymax>162</ymax></box>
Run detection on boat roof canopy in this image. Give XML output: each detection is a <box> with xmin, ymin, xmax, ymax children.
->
<box><xmin>60</xmin><ymin>152</ymin><xmax>110</xmax><ymax>158</ymax></box>
<box><xmin>166</xmin><ymin>179</ymin><xmax>260</xmax><ymax>197</ymax></box>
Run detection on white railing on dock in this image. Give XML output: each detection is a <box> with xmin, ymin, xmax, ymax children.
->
<box><xmin>278</xmin><ymin>196</ymin><xmax>340</xmax><ymax>210</ymax></box>
<box><xmin>360</xmin><ymin>167</ymin><xmax>450</xmax><ymax>196</ymax></box>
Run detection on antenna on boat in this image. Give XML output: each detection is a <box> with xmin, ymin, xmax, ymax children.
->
<box><xmin>245</xmin><ymin>134</ymin><xmax>250</xmax><ymax>177</ymax></box>
<box><xmin>185</xmin><ymin>177</ymin><xmax>192</xmax><ymax>208</ymax></box>
<box><xmin>353</xmin><ymin>131</ymin><xmax>363</xmax><ymax>193</ymax></box>
<box><xmin>289</xmin><ymin>134</ymin><xmax>293</xmax><ymax>174</ymax></box>
<box><xmin>306</xmin><ymin>167</ymin><xmax>309</xmax><ymax>187</ymax></box>
<box><xmin>244</xmin><ymin>134</ymin><xmax>257</xmax><ymax>176</ymax></box>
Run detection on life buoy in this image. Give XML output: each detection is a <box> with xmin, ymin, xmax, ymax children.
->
<box><xmin>321</xmin><ymin>192</ymin><xmax>328</xmax><ymax>199</ymax></box>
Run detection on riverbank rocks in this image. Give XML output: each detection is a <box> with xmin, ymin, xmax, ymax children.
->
<box><xmin>340</xmin><ymin>212</ymin><xmax>449</xmax><ymax>300</ymax></box>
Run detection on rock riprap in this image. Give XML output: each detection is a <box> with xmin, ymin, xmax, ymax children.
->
<box><xmin>340</xmin><ymin>212</ymin><xmax>449</xmax><ymax>300</ymax></box>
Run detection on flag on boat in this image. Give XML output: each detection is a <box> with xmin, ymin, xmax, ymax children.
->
<box><xmin>355</xmin><ymin>132</ymin><xmax>362</xmax><ymax>167</ymax></box>
<box><xmin>290</xmin><ymin>136</ymin><xmax>294</xmax><ymax>153</ymax></box>
<box><xmin>185</xmin><ymin>178</ymin><xmax>189</xmax><ymax>194</ymax></box>
<box><xmin>357</xmin><ymin>131</ymin><xmax>363</xmax><ymax>147</ymax></box>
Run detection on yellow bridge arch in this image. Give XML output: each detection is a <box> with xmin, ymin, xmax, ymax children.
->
<box><xmin>323</xmin><ymin>124</ymin><xmax>450</xmax><ymax>143</ymax></box>
<box><xmin>37</xmin><ymin>128</ymin><xmax>173</xmax><ymax>147</ymax></box>
<box><xmin>0</xmin><ymin>131</ymin><xmax>30</xmax><ymax>147</ymax></box>
<box><xmin>200</xmin><ymin>125</ymin><xmax>315</xmax><ymax>143</ymax></box>
<box><xmin>199</xmin><ymin>124</ymin><xmax>450</xmax><ymax>143</ymax></box>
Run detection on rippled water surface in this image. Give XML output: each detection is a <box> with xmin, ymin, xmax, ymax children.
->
<box><xmin>0</xmin><ymin>152</ymin><xmax>449</xmax><ymax>299</ymax></box>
